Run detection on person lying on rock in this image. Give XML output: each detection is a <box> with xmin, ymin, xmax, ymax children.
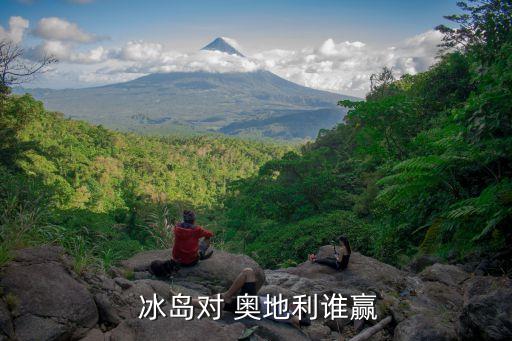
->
<box><xmin>172</xmin><ymin>210</ymin><xmax>214</xmax><ymax>266</ymax></box>
<box><xmin>308</xmin><ymin>235</ymin><xmax>351</xmax><ymax>271</ymax></box>
<box><xmin>170</xmin><ymin>267</ymin><xmax>311</xmax><ymax>329</ymax></box>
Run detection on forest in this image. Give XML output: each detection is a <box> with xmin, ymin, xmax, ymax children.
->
<box><xmin>1</xmin><ymin>1</ymin><xmax>511</xmax><ymax>274</ymax></box>
<box><xmin>0</xmin><ymin>95</ymin><xmax>288</xmax><ymax>271</ymax></box>
<box><xmin>220</xmin><ymin>0</ymin><xmax>512</xmax><ymax>268</ymax></box>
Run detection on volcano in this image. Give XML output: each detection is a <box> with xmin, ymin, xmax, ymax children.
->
<box><xmin>17</xmin><ymin>38</ymin><xmax>357</xmax><ymax>139</ymax></box>
<box><xmin>201</xmin><ymin>37</ymin><xmax>245</xmax><ymax>57</ymax></box>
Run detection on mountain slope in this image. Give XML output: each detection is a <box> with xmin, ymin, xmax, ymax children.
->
<box><xmin>18</xmin><ymin>39</ymin><xmax>357</xmax><ymax>139</ymax></box>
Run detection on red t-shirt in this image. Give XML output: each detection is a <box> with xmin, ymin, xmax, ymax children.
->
<box><xmin>172</xmin><ymin>224</ymin><xmax>213</xmax><ymax>265</ymax></box>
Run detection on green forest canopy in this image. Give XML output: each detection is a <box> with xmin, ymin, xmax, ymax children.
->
<box><xmin>221</xmin><ymin>0</ymin><xmax>512</xmax><ymax>267</ymax></box>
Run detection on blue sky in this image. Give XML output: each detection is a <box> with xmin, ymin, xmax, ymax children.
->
<box><xmin>1</xmin><ymin>0</ymin><xmax>462</xmax><ymax>96</ymax></box>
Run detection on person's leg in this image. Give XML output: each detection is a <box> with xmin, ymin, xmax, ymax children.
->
<box><xmin>314</xmin><ymin>257</ymin><xmax>340</xmax><ymax>270</ymax></box>
<box><xmin>222</xmin><ymin>268</ymin><xmax>256</xmax><ymax>302</ymax></box>
<box><xmin>199</xmin><ymin>238</ymin><xmax>213</xmax><ymax>260</ymax></box>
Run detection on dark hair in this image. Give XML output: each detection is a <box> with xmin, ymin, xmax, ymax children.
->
<box><xmin>338</xmin><ymin>235</ymin><xmax>351</xmax><ymax>254</ymax></box>
<box><xmin>183</xmin><ymin>210</ymin><xmax>196</xmax><ymax>223</ymax></box>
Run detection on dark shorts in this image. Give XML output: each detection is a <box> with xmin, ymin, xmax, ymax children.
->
<box><xmin>223</xmin><ymin>282</ymin><xmax>257</xmax><ymax>312</ymax></box>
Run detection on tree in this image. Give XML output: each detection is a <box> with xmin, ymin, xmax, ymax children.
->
<box><xmin>436</xmin><ymin>0</ymin><xmax>512</xmax><ymax>61</ymax></box>
<box><xmin>0</xmin><ymin>40</ymin><xmax>57</xmax><ymax>94</ymax></box>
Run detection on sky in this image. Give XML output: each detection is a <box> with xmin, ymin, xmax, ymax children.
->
<box><xmin>1</xmin><ymin>0</ymin><xmax>461</xmax><ymax>96</ymax></box>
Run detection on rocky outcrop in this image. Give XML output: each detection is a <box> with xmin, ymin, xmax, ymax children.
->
<box><xmin>458</xmin><ymin>276</ymin><xmax>512</xmax><ymax>340</ymax></box>
<box><xmin>0</xmin><ymin>246</ymin><xmax>98</xmax><ymax>341</ymax></box>
<box><xmin>110</xmin><ymin>318</ymin><xmax>246</xmax><ymax>341</ymax></box>
<box><xmin>1</xmin><ymin>244</ymin><xmax>510</xmax><ymax>341</ymax></box>
<box><xmin>121</xmin><ymin>248</ymin><xmax>266</xmax><ymax>293</ymax></box>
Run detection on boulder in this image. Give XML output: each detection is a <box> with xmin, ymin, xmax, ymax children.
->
<box><xmin>120</xmin><ymin>249</ymin><xmax>169</xmax><ymax>272</ymax></box>
<box><xmin>220</xmin><ymin>311</ymin><xmax>310</xmax><ymax>341</ymax></box>
<box><xmin>286</xmin><ymin>249</ymin><xmax>407</xmax><ymax>293</ymax></box>
<box><xmin>458</xmin><ymin>276</ymin><xmax>512</xmax><ymax>340</ymax></box>
<box><xmin>419</xmin><ymin>263</ymin><xmax>470</xmax><ymax>287</ymax></box>
<box><xmin>110</xmin><ymin>317</ymin><xmax>246</xmax><ymax>341</ymax></box>
<box><xmin>114</xmin><ymin>277</ymin><xmax>133</xmax><ymax>290</ymax></box>
<box><xmin>94</xmin><ymin>293</ymin><xmax>121</xmax><ymax>326</ymax></box>
<box><xmin>121</xmin><ymin>248</ymin><xmax>266</xmax><ymax>292</ymax></box>
<box><xmin>0</xmin><ymin>246</ymin><xmax>98</xmax><ymax>341</ymax></box>
<box><xmin>0</xmin><ymin>301</ymin><xmax>14</xmax><ymax>339</ymax></box>
<box><xmin>394</xmin><ymin>314</ymin><xmax>457</xmax><ymax>341</ymax></box>
<box><xmin>405</xmin><ymin>254</ymin><xmax>442</xmax><ymax>273</ymax></box>
<box><xmin>80</xmin><ymin>328</ymin><xmax>109</xmax><ymax>341</ymax></box>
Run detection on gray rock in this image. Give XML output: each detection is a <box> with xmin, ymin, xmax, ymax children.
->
<box><xmin>94</xmin><ymin>293</ymin><xmax>121</xmax><ymax>326</ymax></box>
<box><xmin>419</xmin><ymin>263</ymin><xmax>470</xmax><ymax>287</ymax></box>
<box><xmin>114</xmin><ymin>277</ymin><xmax>133</xmax><ymax>290</ymax></box>
<box><xmin>14</xmin><ymin>314</ymin><xmax>68</xmax><ymax>341</ymax></box>
<box><xmin>405</xmin><ymin>254</ymin><xmax>442</xmax><ymax>273</ymax></box>
<box><xmin>121</xmin><ymin>248</ymin><xmax>266</xmax><ymax>292</ymax></box>
<box><xmin>0</xmin><ymin>246</ymin><xmax>98</xmax><ymax>341</ymax></box>
<box><xmin>110</xmin><ymin>317</ymin><xmax>246</xmax><ymax>341</ymax></box>
<box><xmin>11</xmin><ymin>245</ymin><xmax>68</xmax><ymax>265</ymax></box>
<box><xmin>306</xmin><ymin>322</ymin><xmax>332</xmax><ymax>341</ymax></box>
<box><xmin>220</xmin><ymin>311</ymin><xmax>310</xmax><ymax>341</ymax></box>
<box><xmin>286</xmin><ymin>250</ymin><xmax>407</xmax><ymax>293</ymax></box>
<box><xmin>394</xmin><ymin>314</ymin><xmax>457</xmax><ymax>341</ymax></box>
<box><xmin>120</xmin><ymin>249</ymin><xmax>169</xmax><ymax>271</ymax></box>
<box><xmin>0</xmin><ymin>301</ymin><xmax>13</xmax><ymax>339</ymax></box>
<box><xmin>458</xmin><ymin>276</ymin><xmax>512</xmax><ymax>340</ymax></box>
<box><xmin>80</xmin><ymin>328</ymin><xmax>108</xmax><ymax>341</ymax></box>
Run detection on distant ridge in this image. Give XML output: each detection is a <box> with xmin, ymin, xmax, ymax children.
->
<box><xmin>201</xmin><ymin>37</ymin><xmax>244</xmax><ymax>57</ymax></box>
<box><xmin>16</xmin><ymin>38</ymin><xmax>359</xmax><ymax>140</ymax></box>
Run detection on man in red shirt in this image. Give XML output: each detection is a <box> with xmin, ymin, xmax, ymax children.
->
<box><xmin>172</xmin><ymin>210</ymin><xmax>214</xmax><ymax>266</ymax></box>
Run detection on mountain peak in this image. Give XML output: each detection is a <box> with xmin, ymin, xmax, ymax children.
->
<box><xmin>201</xmin><ymin>37</ymin><xmax>244</xmax><ymax>57</ymax></box>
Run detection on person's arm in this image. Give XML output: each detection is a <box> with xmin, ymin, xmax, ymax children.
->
<box><xmin>198</xmin><ymin>226</ymin><xmax>213</xmax><ymax>241</ymax></box>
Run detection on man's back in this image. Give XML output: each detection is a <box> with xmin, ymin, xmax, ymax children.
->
<box><xmin>172</xmin><ymin>222</ymin><xmax>213</xmax><ymax>265</ymax></box>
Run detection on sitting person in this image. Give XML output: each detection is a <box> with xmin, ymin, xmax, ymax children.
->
<box><xmin>170</xmin><ymin>267</ymin><xmax>311</xmax><ymax>329</ymax></box>
<box><xmin>172</xmin><ymin>210</ymin><xmax>214</xmax><ymax>266</ymax></box>
<box><xmin>308</xmin><ymin>235</ymin><xmax>351</xmax><ymax>271</ymax></box>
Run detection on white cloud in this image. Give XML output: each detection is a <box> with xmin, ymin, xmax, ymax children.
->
<box><xmin>33</xmin><ymin>17</ymin><xmax>104</xmax><ymax>43</ymax></box>
<box><xmin>28</xmin><ymin>41</ymin><xmax>109</xmax><ymax>64</ymax></box>
<box><xmin>252</xmin><ymin>30</ymin><xmax>443</xmax><ymax>96</ymax></box>
<box><xmin>25</xmin><ymin>29</ymin><xmax>443</xmax><ymax>96</ymax></box>
<box><xmin>114</xmin><ymin>41</ymin><xmax>164</xmax><ymax>62</ymax></box>
<box><xmin>0</xmin><ymin>16</ymin><xmax>30</xmax><ymax>43</ymax></box>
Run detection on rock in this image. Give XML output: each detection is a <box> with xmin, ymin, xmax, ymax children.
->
<box><xmin>94</xmin><ymin>293</ymin><xmax>121</xmax><ymax>326</ymax></box>
<box><xmin>0</xmin><ymin>301</ymin><xmax>13</xmax><ymax>339</ymax></box>
<box><xmin>80</xmin><ymin>328</ymin><xmax>107</xmax><ymax>341</ymax></box>
<box><xmin>242</xmin><ymin>317</ymin><xmax>310</xmax><ymax>341</ymax></box>
<box><xmin>220</xmin><ymin>311</ymin><xmax>310</xmax><ymax>341</ymax></box>
<box><xmin>120</xmin><ymin>249</ymin><xmax>169</xmax><ymax>272</ymax></box>
<box><xmin>11</xmin><ymin>245</ymin><xmax>69</xmax><ymax>265</ymax></box>
<box><xmin>122</xmin><ymin>248</ymin><xmax>266</xmax><ymax>292</ymax></box>
<box><xmin>14</xmin><ymin>314</ymin><xmax>69</xmax><ymax>341</ymax></box>
<box><xmin>458</xmin><ymin>276</ymin><xmax>512</xmax><ymax>340</ymax></box>
<box><xmin>286</xmin><ymin>249</ymin><xmax>407</xmax><ymax>293</ymax></box>
<box><xmin>0</xmin><ymin>246</ymin><xmax>98</xmax><ymax>341</ymax></box>
<box><xmin>110</xmin><ymin>317</ymin><xmax>246</xmax><ymax>341</ymax></box>
<box><xmin>114</xmin><ymin>277</ymin><xmax>133</xmax><ymax>290</ymax></box>
<box><xmin>306</xmin><ymin>322</ymin><xmax>332</xmax><ymax>340</ymax></box>
<box><xmin>394</xmin><ymin>314</ymin><xmax>457</xmax><ymax>341</ymax></box>
<box><xmin>405</xmin><ymin>254</ymin><xmax>442</xmax><ymax>273</ymax></box>
<box><xmin>419</xmin><ymin>263</ymin><xmax>470</xmax><ymax>287</ymax></box>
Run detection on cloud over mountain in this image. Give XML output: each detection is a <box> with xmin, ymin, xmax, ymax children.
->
<box><xmin>8</xmin><ymin>13</ymin><xmax>444</xmax><ymax>96</ymax></box>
